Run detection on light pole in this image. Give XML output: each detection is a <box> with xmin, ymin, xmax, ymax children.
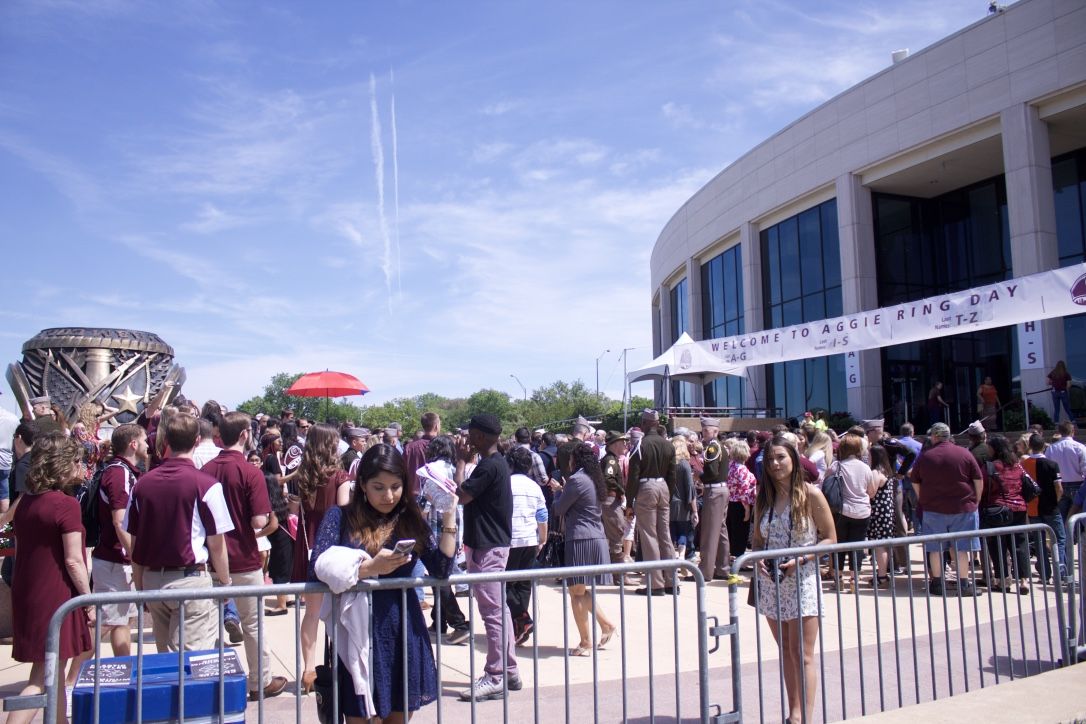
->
<box><xmin>509</xmin><ymin>373</ymin><xmax>527</xmax><ymax>401</ymax></box>
<box><xmin>595</xmin><ymin>349</ymin><xmax>610</xmax><ymax>398</ymax></box>
<box><xmin>621</xmin><ymin>347</ymin><xmax>636</xmax><ymax>430</ymax></box>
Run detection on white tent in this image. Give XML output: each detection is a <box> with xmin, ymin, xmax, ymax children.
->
<box><xmin>626</xmin><ymin>332</ymin><xmax>745</xmax><ymax>386</ymax></box>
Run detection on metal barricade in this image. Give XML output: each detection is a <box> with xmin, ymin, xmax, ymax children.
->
<box><xmin>727</xmin><ymin>523</ymin><xmax>1069</xmax><ymax>724</ymax></box>
<box><xmin>1069</xmin><ymin>512</ymin><xmax>1086</xmax><ymax>662</ymax></box>
<box><xmin>4</xmin><ymin>559</ymin><xmax>722</xmax><ymax>724</ymax></box>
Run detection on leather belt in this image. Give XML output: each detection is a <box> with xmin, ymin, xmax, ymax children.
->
<box><xmin>639</xmin><ymin>477</ymin><xmax>666</xmax><ymax>482</ymax></box>
<box><xmin>148</xmin><ymin>564</ymin><xmax>206</xmax><ymax>576</ymax></box>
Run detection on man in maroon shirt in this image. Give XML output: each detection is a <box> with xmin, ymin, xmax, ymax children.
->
<box><xmin>91</xmin><ymin>423</ymin><xmax>146</xmax><ymax>656</ymax></box>
<box><xmin>910</xmin><ymin>422</ymin><xmax>984</xmax><ymax>596</ymax></box>
<box><xmin>201</xmin><ymin>412</ymin><xmax>287</xmax><ymax>700</ymax></box>
<box><xmin>403</xmin><ymin>412</ymin><xmax>441</xmax><ymax>495</ymax></box>
<box><xmin>125</xmin><ymin>413</ymin><xmax>234</xmax><ymax>652</ymax></box>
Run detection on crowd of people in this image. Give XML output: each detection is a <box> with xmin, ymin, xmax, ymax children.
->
<box><xmin>2</xmin><ymin>386</ymin><xmax>1086</xmax><ymax>724</ymax></box>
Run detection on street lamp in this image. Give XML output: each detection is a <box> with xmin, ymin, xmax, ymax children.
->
<box><xmin>509</xmin><ymin>373</ymin><xmax>527</xmax><ymax>401</ymax></box>
<box><xmin>595</xmin><ymin>349</ymin><xmax>610</xmax><ymax>398</ymax></box>
<box><xmin>621</xmin><ymin>347</ymin><xmax>636</xmax><ymax>429</ymax></box>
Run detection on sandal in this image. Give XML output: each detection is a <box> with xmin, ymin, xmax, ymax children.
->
<box><xmin>264</xmin><ymin>607</ymin><xmax>289</xmax><ymax>616</ymax></box>
<box><xmin>568</xmin><ymin>644</ymin><xmax>592</xmax><ymax>657</ymax></box>
<box><xmin>598</xmin><ymin>627</ymin><xmax>616</xmax><ymax>649</ymax></box>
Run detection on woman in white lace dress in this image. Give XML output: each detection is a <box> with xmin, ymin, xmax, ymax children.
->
<box><xmin>752</xmin><ymin>437</ymin><xmax>836</xmax><ymax>724</ymax></box>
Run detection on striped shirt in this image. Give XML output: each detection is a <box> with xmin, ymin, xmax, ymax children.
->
<box><xmin>510</xmin><ymin>473</ymin><xmax>548</xmax><ymax>548</ymax></box>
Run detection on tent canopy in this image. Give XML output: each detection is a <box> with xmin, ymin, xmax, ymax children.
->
<box><xmin>626</xmin><ymin>332</ymin><xmax>745</xmax><ymax>386</ymax></box>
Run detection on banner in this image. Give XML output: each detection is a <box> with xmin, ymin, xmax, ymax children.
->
<box><xmin>685</xmin><ymin>263</ymin><xmax>1086</xmax><ymax>368</ymax></box>
<box><xmin>1018</xmin><ymin>321</ymin><xmax>1045</xmax><ymax>370</ymax></box>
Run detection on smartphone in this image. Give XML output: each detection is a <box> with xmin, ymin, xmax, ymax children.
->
<box><xmin>393</xmin><ymin>539</ymin><xmax>416</xmax><ymax>555</ymax></box>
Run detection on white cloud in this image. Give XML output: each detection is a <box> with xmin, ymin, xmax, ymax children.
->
<box><xmin>481</xmin><ymin>100</ymin><xmax>522</xmax><ymax>116</ymax></box>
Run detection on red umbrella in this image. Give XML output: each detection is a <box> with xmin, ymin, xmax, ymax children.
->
<box><xmin>286</xmin><ymin>371</ymin><xmax>370</xmax><ymax>398</ymax></box>
<box><xmin>286</xmin><ymin>371</ymin><xmax>369</xmax><ymax>418</ymax></box>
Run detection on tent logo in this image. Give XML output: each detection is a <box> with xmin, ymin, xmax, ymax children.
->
<box><xmin>679</xmin><ymin>349</ymin><xmax>693</xmax><ymax>370</ymax></box>
<box><xmin>1073</xmin><ymin>273</ymin><xmax>1086</xmax><ymax>306</ymax></box>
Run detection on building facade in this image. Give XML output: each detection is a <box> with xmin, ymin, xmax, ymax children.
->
<box><xmin>649</xmin><ymin>0</ymin><xmax>1086</xmax><ymax>430</ymax></box>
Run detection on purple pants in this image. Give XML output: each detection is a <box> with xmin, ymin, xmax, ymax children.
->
<box><xmin>466</xmin><ymin>545</ymin><xmax>518</xmax><ymax>678</ymax></box>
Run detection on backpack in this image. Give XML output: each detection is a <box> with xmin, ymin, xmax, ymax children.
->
<box><xmin>821</xmin><ymin>461</ymin><xmax>844</xmax><ymax>514</ymax></box>
<box><xmin>76</xmin><ymin>461</ymin><xmax>128</xmax><ymax>548</ymax></box>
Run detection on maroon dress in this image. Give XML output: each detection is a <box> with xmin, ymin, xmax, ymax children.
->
<box><xmin>12</xmin><ymin>491</ymin><xmax>91</xmax><ymax>662</ymax></box>
<box><xmin>290</xmin><ymin>470</ymin><xmax>348</xmax><ymax>583</ymax></box>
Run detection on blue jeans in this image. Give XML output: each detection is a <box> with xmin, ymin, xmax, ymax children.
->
<box><xmin>1030</xmin><ymin>512</ymin><xmax>1067</xmax><ymax>580</ymax></box>
<box><xmin>1052</xmin><ymin>389</ymin><xmax>1074</xmax><ymax>423</ymax></box>
<box><xmin>224</xmin><ymin>599</ymin><xmax>239</xmax><ymax>623</ymax></box>
<box><xmin>0</xmin><ymin>468</ymin><xmax>9</xmax><ymax>503</ymax></box>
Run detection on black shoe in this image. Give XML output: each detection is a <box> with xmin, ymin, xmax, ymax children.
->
<box><xmin>446</xmin><ymin>628</ymin><xmax>470</xmax><ymax>645</ymax></box>
<box><xmin>928</xmin><ymin>579</ymin><xmax>944</xmax><ymax>596</ymax></box>
<box><xmin>634</xmin><ymin>587</ymin><xmax>664</xmax><ymax>596</ymax></box>
<box><xmin>958</xmin><ymin>582</ymin><xmax>981</xmax><ymax>597</ymax></box>
<box><xmin>515</xmin><ymin>619</ymin><xmax>534</xmax><ymax>646</ymax></box>
<box><xmin>225</xmin><ymin>619</ymin><xmax>244</xmax><ymax>645</ymax></box>
<box><xmin>662</xmin><ymin>585</ymin><xmax>681</xmax><ymax>595</ymax></box>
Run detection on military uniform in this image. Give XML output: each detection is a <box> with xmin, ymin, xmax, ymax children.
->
<box><xmin>626</xmin><ymin>418</ymin><xmax>677</xmax><ymax>592</ymax></box>
<box><xmin>601</xmin><ymin>443</ymin><xmax>627</xmax><ymax>565</ymax></box>
<box><xmin>697</xmin><ymin>426</ymin><xmax>730</xmax><ymax>580</ymax></box>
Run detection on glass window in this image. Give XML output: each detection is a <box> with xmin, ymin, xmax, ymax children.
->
<box><xmin>760</xmin><ymin>198</ymin><xmax>844</xmax><ymax>417</ymax></box>
<box><xmin>1054</xmin><ymin>156</ymin><xmax>1085</xmax><ymax>265</ymax></box>
<box><xmin>765</xmin><ymin>227</ymin><xmax>781</xmax><ymax>306</ymax></box>
<box><xmin>778</xmin><ymin>218</ymin><xmax>800</xmax><ymax>302</ymax></box>
<box><xmin>873</xmin><ymin>173</ymin><xmax>1023</xmax><ymax>430</ymax></box>
<box><xmin>700</xmin><ymin>244</ymin><xmax>745</xmax><ymax>409</ymax></box>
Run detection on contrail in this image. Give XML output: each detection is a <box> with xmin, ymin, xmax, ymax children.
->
<box><xmin>389</xmin><ymin>68</ymin><xmax>401</xmax><ymax>295</ymax></box>
<box><xmin>369</xmin><ymin>73</ymin><xmax>392</xmax><ymax>312</ymax></box>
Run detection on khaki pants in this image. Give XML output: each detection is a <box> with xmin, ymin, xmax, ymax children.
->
<box><xmin>142</xmin><ymin>569</ymin><xmax>217</xmax><ymax>653</ymax></box>
<box><xmin>699</xmin><ymin>484</ymin><xmax>730</xmax><ymax>580</ymax></box>
<box><xmin>216</xmin><ymin>568</ymin><xmax>272</xmax><ymax>693</ymax></box>
<box><xmin>634</xmin><ymin>479</ymin><xmax>676</xmax><ymax>589</ymax></box>
<box><xmin>601</xmin><ymin>497</ymin><xmax>627</xmax><ymax>563</ymax></box>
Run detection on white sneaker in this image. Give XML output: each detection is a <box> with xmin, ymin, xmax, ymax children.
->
<box><xmin>459</xmin><ymin>675</ymin><xmax>505</xmax><ymax>701</ymax></box>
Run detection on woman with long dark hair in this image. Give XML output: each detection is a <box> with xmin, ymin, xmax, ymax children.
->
<box><xmin>291</xmin><ymin>423</ymin><xmax>352</xmax><ymax>693</ymax></box>
<box><xmin>310</xmin><ymin>443</ymin><xmax>457</xmax><ymax>722</ymax></box>
<box><xmin>553</xmin><ymin>442</ymin><xmax>616</xmax><ymax>656</ymax></box>
<box><xmin>752</xmin><ymin>437</ymin><xmax>836</xmax><ymax>724</ymax></box>
<box><xmin>864</xmin><ymin>444</ymin><xmax>894</xmax><ymax>587</ymax></box>
<box><xmin>980</xmin><ymin>434</ymin><xmax>1031</xmax><ymax>594</ymax></box>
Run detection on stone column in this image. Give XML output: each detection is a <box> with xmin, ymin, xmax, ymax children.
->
<box><xmin>740</xmin><ymin>222</ymin><xmax>768</xmax><ymax>414</ymax></box>
<box><xmin>656</xmin><ymin>284</ymin><xmax>673</xmax><ymax>408</ymax></box>
<box><xmin>686</xmin><ymin>257</ymin><xmax>706</xmax><ymax>405</ymax></box>
<box><xmin>837</xmin><ymin>172</ymin><xmax>883</xmax><ymax>419</ymax></box>
<box><xmin>1002</xmin><ymin>103</ymin><xmax>1063</xmax><ymax>419</ymax></box>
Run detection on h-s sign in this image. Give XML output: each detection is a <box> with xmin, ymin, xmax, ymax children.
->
<box><xmin>1018</xmin><ymin>321</ymin><xmax>1045</xmax><ymax>370</ymax></box>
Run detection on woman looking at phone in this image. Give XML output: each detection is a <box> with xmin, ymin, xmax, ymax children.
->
<box><xmin>310</xmin><ymin>443</ymin><xmax>457</xmax><ymax>723</ymax></box>
<box><xmin>752</xmin><ymin>437</ymin><xmax>836</xmax><ymax>724</ymax></box>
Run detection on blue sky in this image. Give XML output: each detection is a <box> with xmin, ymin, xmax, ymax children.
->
<box><xmin>0</xmin><ymin>0</ymin><xmax>987</xmax><ymax>412</ymax></box>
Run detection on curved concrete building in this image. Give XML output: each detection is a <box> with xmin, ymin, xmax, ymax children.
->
<box><xmin>649</xmin><ymin>0</ymin><xmax>1086</xmax><ymax>430</ymax></box>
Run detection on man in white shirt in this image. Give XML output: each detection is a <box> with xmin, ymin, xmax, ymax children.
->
<box><xmin>191</xmin><ymin>418</ymin><xmax>221</xmax><ymax>469</ymax></box>
<box><xmin>1044</xmin><ymin>420</ymin><xmax>1086</xmax><ymax>564</ymax></box>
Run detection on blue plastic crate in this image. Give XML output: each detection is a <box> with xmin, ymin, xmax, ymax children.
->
<box><xmin>72</xmin><ymin>650</ymin><xmax>247</xmax><ymax>724</ymax></box>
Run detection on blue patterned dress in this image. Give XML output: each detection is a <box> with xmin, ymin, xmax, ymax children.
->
<box><xmin>310</xmin><ymin>506</ymin><xmax>453</xmax><ymax>718</ymax></box>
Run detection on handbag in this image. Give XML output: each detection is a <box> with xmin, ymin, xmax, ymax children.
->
<box><xmin>981</xmin><ymin>504</ymin><xmax>1012</xmax><ymax>527</ymax></box>
<box><xmin>537</xmin><ymin>530</ymin><xmax>565</xmax><ymax>568</ymax></box>
<box><xmin>1020</xmin><ymin>471</ymin><xmax>1041</xmax><ymax>504</ymax></box>
<box><xmin>314</xmin><ymin>636</ymin><xmax>344</xmax><ymax>724</ymax></box>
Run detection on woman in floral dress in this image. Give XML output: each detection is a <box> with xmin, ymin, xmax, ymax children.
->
<box><xmin>752</xmin><ymin>437</ymin><xmax>836</xmax><ymax>724</ymax></box>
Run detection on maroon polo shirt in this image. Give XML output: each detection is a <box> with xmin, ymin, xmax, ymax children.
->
<box><xmin>92</xmin><ymin>457</ymin><xmax>140</xmax><ymax>565</ymax></box>
<box><xmin>402</xmin><ymin>435</ymin><xmax>436</xmax><ymax>496</ymax></box>
<box><xmin>200</xmin><ymin>449</ymin><xmax>272</xmax><ymax>573</ymax></box>
<box><xmin>124</xmin><ymin>457</ymin><xmax>234</xmax><ymax>568</ymax></box>
<box><xmin>912</xmin><ymin>440</ymin><xmax>983</xmax><ymax>514</ymax></box>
